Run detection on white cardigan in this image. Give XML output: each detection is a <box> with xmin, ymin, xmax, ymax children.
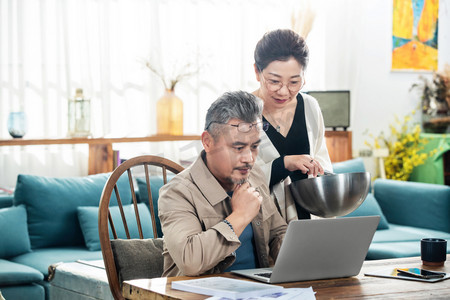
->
<box><xmin>257</xmin><ymin>93</ymin><xmax>333</xmax><ymax>223</ymax></box>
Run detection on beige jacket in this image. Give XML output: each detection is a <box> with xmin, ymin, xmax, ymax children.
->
<box><xmin>158</xmin><ymin>151</ymin><xmax>287</xmax><ymax>277</ymax></box>
<box><xmin>257</xmin><ymin>93</ymin><xmax>333</xmax><ymax>223</ymax></box>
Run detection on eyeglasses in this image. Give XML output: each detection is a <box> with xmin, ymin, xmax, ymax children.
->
<box><xmin>206</xmin><ymin>121</ymin><xmax>269</xmax><ymax>132</ymax></box>
<box><xmin>260</xmin><ymin>71</ymin><xmax>304</xmax><ymax>93</ymax></box>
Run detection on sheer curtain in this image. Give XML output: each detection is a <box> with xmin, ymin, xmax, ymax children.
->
<box><xmin>1</xmin><ymin>0</ymin><xmax>364</xmax><ymax>188</ymax></box>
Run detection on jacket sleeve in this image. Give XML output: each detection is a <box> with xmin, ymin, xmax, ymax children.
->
<box><xmin>158</xmin><ymin>179</ymin><xmax>240</xmax><ymax>276</ymax></box>
<box><xmin>268</xmin><ymin>202</ymin><xmax>288</xmax><ymax>262</ymax></box>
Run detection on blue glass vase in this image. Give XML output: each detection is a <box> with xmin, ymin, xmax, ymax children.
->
<box><xmin>7</xmin><ymin>112</ymin><xmax>27</xmax><ymax>138</ymax></box>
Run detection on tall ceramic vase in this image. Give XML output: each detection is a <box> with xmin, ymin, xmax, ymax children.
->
<box><xmin>156</xmin><ymin>89</ymin><xmax>183</xmax><ymax>135</ymax></box>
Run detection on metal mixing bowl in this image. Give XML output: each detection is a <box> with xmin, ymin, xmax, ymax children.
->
<box><xmin>289</xmin><ymin>172</ymin><xmax>371</xmax><ymax>218</ymax></box>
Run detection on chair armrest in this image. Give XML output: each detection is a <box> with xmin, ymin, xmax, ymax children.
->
<box><xmin>374</xmin><ymin>179</ymin><xmax>450</xmax><ymax>233</ymax></box>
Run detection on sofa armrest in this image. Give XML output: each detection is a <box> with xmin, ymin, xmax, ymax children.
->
<box><xmin>0</xmin><ymin>194</ymin><xmax>14</xmax><ymax>208</ymax></box>
<box><xmin>373</xmin><ymin>179</ymin><xmax>450</xmax><ymax>233</ymax></box>
<box><xmin>332</xmin><ymin>158</ymin><xmax>366</xmax><ymax>174</ymax></box>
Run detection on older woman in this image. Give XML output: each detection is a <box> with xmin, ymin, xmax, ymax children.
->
<box><xmin>253</xmin><ymin>29</ymin><xmax>332</xmax><ymax>222</ymax></box>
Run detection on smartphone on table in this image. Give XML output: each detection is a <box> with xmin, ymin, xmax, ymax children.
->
<box><xmin>396</xmin><ymin>268</ymin><xmax>446</xmax><ymax>279</ymax></box>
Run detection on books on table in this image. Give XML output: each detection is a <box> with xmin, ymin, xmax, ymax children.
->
<box><xmin>171</xmin><ymin>277</ymin><xmax>283</xmax><ymax>299</ymax></box>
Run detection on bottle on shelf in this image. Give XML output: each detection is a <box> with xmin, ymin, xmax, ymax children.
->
<box><xmin>68</xmin><ymin>88</ymin><xmax>91</xmax><ymax>137</ymax></box>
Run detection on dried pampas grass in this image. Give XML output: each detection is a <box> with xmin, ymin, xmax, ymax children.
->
<box><xmin>291</xmin><ymin>0</ymin><xmax>316</xmax><ymax>39</ymax></box>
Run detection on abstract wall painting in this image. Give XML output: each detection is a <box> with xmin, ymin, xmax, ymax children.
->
<box><xmin>392</xmin><ymin>0</ymin><xmax>439</xmax><ymax>71</ymax></box>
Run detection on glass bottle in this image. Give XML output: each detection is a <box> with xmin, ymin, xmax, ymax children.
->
<box><xmin>156</xmin><ymin>89</ymin><xmax>183</xmax><ymax>135</ymax></box>
<box><xmin>68</xmin><ymin>88</ymin><xmax>91</xmax><ymax>137</ymax></box>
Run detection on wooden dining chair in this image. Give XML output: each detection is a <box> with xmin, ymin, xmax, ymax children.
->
<box><xmin>98</xmin><ymin>155</ymin><xmax>184</xmax><ymax>300</ymax></box>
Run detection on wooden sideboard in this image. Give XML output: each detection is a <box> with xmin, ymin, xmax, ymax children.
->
<box><xmin>325</xmin><ymin>130</ymin><xmax>352</xmax><ymax>162</ymax></box>
<box><xmin>0</xmin><ymin>135</ymin><xmax>201</xmax><ymax>175</ymax></box>
<box><xmin>0</xmin><ymin>131</ymin><xmax>351</xmax><ymax>174</ymax></box>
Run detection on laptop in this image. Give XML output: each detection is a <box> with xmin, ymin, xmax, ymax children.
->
<box><xmin>232</xmin><ymin>216</ymin><xmax>379</xmax><ymax>283</ymax></box>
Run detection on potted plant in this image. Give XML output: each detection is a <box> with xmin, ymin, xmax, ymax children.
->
<box><xmin>410</xmin><ymin>65</ymin><xmax>450</xmax><ymax>133</ymax></box>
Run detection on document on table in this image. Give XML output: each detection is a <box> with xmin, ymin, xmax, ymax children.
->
<box><xmin>171</xmin><ymin>277</ymin><xmax>283</xmax><ymax>299</ymax></box>
<box><xmin>206</xmin><ymin>286</ymin><xmax>316</xmax><ymax>300</ymax></box>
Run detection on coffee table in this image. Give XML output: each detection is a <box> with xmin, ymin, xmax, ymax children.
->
<box><xmin>122</xmin><ymin>255</ymin><xmax>450</xmax><ymax>299</ymax></box>
<box><xmin>49</xmin><ymin>260</ymin><xmax>113</xmax><ymax>300</ymax></box>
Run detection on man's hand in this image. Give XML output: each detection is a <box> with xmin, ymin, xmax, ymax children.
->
<box><xmin>284</xmin><ymin>155</ymin><xmax>324</xmax><ymax>178</ymax></box>
<box><xmin>225</xmin><ymin>182</ymin><xmax>262</xmax><ymax>236</ymax></box>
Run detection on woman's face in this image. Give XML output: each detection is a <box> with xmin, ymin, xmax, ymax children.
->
<box><xmin>255</xmin><ymin>57</ymin><xmax>304</xmax><ymax>110</ymax></box>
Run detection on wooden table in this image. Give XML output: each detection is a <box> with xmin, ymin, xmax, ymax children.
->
<box><xmin>122</xmin><ymin>255</ymin><xmax>450</xmax><ymax>299</ymax></box>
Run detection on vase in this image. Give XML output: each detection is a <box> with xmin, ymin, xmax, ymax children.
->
<box><xmin>7</xmin><ymin>112</ymin><xmax>27</xmax><ymax>138</ymax></box>
<box><xmin>422</xmin><ymin>113</ymin><xmax>450</xmax><ymax>134</ymax></box>
<box><xmin>156</xmin><ymin>89</ymin><xmax>183</xmax><ymax>135</ymax></box>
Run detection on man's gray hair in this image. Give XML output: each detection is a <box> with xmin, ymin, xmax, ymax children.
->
<box><xmin>205</xmin><ymin>91</ymin><xmax>263</xmax><ymax>138</ymax></box>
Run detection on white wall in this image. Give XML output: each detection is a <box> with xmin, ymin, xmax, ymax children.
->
<box><xmin>308</xmin><ymin>0</ymin><xmax>450</xmax><ymax>155</ymax></box>
<box><xmin>1</xmin><ymin>0</ymin><xmax>449</xmax><ymax>188</ymax></box>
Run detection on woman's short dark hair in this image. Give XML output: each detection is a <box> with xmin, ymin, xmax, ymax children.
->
<box><xmin>254</xmin><ymin>29</ymin><xmax>309</xmax><ymax>72</ymax></box>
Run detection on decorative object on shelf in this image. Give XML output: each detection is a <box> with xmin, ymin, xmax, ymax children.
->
<box><xmin>7</xmin><ymin>111</ymin><xmax>27</xmax><ymax>138</ymax></box>
<box><xmin>68</xmin><ymin>88</ymin><xmax>91</xmax><ymax>137</ymax></box>
<box><xmin>364</xmin><ymin>110</ymin><xmax>438</xmax><ymax>181</ymax></box>
<box><xmin>156</xmin><ymin>89</ymin><xmax>183</xmax><ymax>135</ymax></box>
<box><xmin>290</xmin><ymin>0</ymin><xmax>315</xmax><ymax>39</ymax></box>
<box><xmin>410</xmin><ymin>64</ymin><xmax>450</xmax><ymax>133</ymax></box>
<box><xmin>145</xmin><ymin>60</ymin><xmax>198</xmax><ymax>135</ymax></box>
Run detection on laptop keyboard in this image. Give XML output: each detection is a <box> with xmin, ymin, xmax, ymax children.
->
<box><xmin>255</xmin><ymin>272</ymin><xmax>272</xmax><ymax>278</ymax></box>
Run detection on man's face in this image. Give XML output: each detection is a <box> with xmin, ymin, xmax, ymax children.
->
<box><xmin>203</xmin><ymin>118</ymin><xmax>261</xmax><ymax>191</ymax></box>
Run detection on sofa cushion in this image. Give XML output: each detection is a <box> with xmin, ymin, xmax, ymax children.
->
<box><xmin>10</xmin><ymin>247</ymin><xmax>103</xmax><ymax>278</ymax></box>
<box><xmin>374</xmin><ymin>179</ymin><xmax>450</xmax><ymax>233</ymax></box>
<box><xmin>342</xmin><ymin>193</ymin><xmax>389</xmax><ymax>230</ymax></box>
<box><xmin>367</xmin><ymin>240</ymin><xmax>450</xmax><ymax>260</ymax></box>
<box><xmin>0</xmin><ymin>205</ymin><xmax>31</xmax><ymax>258</ymax></box>
<box><xmin>136</xmin><ymin>176</ymin><xmax>174</xmax><ymax>237</ymax></box>
<box><xmin>110</xmin><ymin>238</ymin><xmax>164</xmax><ymax>282</ymax></box>
<box><xmin>14</xmin><ymin>173</ymin><xmax>132</xmax><ymax>249</ymax></box>
<box><xmin>372</xmin><ymin>224</ymin><xmax>450</xmax><ymax>243</ymax></box>
<box><xmin>78</xmin><ymin>203</ymin><xmax>154</xmax><ymax>251</ymax></box>
<box><xmin>0</xmin><ymin>259</ymin><xmax>43</xmax><ymax>285</ymax></box>
<box><xmin>0</xmin><ymin>283</ymin><xmax>45</xmax><ymax>300</ymax></box>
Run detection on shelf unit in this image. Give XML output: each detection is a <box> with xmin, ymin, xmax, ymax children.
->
<box><xmin>325</xmin><ymin>131</ymin><xmax>352</xmax><ymax>162</ymax></box>
<box><xmin>0</xmin><ymin>135</ymin><xmax>201</xmax><ymax>174</ymax></box>
<box><xmin>1</xmin><ymin>131</ymin><xmax>352</xmax><ymax>175</ymax></box>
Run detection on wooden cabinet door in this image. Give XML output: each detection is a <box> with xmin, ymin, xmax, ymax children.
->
<box><xmin>325</xmin><ymin>131</ymin><xmax>352</xmax><ymax>162</ymax></box>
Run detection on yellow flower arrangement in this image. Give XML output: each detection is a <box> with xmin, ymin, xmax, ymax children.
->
<box><xmin>365</xmin><ymin>110</ymin><xmax>438</xmax><ymax>181</ymax></box>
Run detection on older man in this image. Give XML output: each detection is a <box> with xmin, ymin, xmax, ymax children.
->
<box><xmin>158</xmin><ymin>91</ymin><xmax>287</xmax><ymax>277</ymax></box>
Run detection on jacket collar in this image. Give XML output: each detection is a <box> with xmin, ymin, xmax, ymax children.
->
<box><xmin>189</xmin><ymin>151</ymin><xmax>271</xmax><ymax>221</ymax></box>
<box><xmin>189</xmin><ymin>151</ymin><xmax>229</xmax><ymax>206</ymax></box>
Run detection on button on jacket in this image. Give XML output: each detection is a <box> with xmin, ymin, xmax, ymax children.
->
<box><xmin>158</xmin><ymin>151</ymin><xmax>288</xmax><ymax>277</ymax></box>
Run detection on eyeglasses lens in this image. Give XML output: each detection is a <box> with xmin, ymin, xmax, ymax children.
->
<box><xmin>261</xmin><ymin>73</ymin><xmax>303</xmax><ymax>92</ymax></box>
<box><xmin>236</xmin><ymin>122</ymin><xmax>269</xmax><ymax>132</ymax></box>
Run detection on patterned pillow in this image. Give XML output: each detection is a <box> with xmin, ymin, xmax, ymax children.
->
<box><xmin>111</xmin><ymin>238</ymin><xmax>164</xmax><ymax>283</ymax></box>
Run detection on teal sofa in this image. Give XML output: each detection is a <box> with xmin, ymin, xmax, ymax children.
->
<box><xmin>0</xmin><ymin>173</ymin><xmax>163</xmax><ymax>300</ymax></box>
<box><xmin>334</xmin><ymin>158</ymin><xmax>450</xmax><ymax>260</ymax></box>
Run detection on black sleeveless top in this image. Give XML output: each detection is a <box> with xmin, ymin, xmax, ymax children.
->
<box><xmin>263</xmin><ymin>94</ymin><xmax>311</xmax><ymax>219</ymax></box>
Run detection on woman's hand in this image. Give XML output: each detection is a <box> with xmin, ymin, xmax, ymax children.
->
<box><xmin>284</xmin><ymin>155</ymin><xmax>324</xmax><ymax>177</ymax></box>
